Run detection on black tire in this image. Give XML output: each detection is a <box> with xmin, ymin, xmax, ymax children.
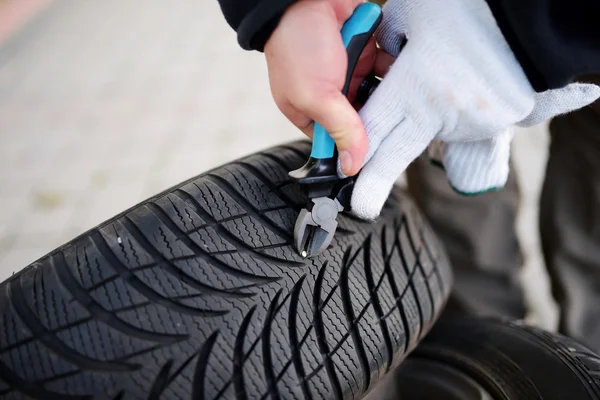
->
<box><xmin>387</xmin><ymin>316</ymin><xmax>600</xmax><ymax>400</ymax></box>
<box><xmin>0</xmin><ymin>140</ymin><xmax>452</xmax><ymax>399</ymax></box>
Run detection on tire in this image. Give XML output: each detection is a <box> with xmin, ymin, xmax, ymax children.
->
<box><xmin>385</xmin><ymin>316</ymin><xmax>600</xmax><ymax>400</ymax></box>
<box><xmin>0</xmin><ymin>140</ymin><xmax>452</xmax><ymax>399</ymax></box>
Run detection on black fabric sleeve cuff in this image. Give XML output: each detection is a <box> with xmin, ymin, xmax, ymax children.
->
<box><xmin>237</xmin><ymin>0</ymin><xmax>299</xmax><ymax>51</ymax></box>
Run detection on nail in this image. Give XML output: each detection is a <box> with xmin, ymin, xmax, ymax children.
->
<box><xmin>339</xmin><ymin>151</ymin><xmax>353</xmax><ymax>175</ymax></box>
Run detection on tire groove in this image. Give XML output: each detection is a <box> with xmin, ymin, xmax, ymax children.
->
<box><xmin>7</xmin><ymin>273</ymin><xmax>137</xmax><ymax>372</ymax></box>
<box><xmin>231</xmin><ymin>307</ymin><xmax>256</xmax><ymax>400</ymax></box>
<box><xmin>288</xmin><ymin>275</ymin><xmax>312</xmax><ymax>400</ymax></box>
<box><xmin>0</xmin><ymin>290</ymin><xmax>226</xmax><ymax>357</ymax></box>
<box><xmin>167</xmin><ymin>196</ymin><xmax>190</xmax><ymax>232</ymax></box>
<box><xmin>338</xmin><ymin>246</ymin><xmax>371</xmax><ymax>393</ymax></box>
<box><xmin>148</xmin><ymin>359</ymin><xmax>173</xmax><ymax>400</ymax></box>
<box><xmin>201</xmin><ymin>177</ymin><xmax>295</xmax><ymax>244</ymax></box>
<box><xmin>90</xmin><ymin>231</ymin><xmax>225</xmax><ymax>317</ymax></box>
<box><xmin>241</xmin><ymin>290</ymin><xmax>292</xmax><ymax>364</ymax></box>
<box><xmin>270</xmin><ymin>317</ymin><xmax>331</xmax><ymax>399</ymax></box>
<box><xmin>277</xmin><ymin>144</ymin><xmax>312</xmax><ymax>161</ymax></box>
<box><xmin>162</xmin><ymin>192</ymin><xmax>300</xmax><ymax>267</ymax></box>
<box><xmin>214</xmin><ymin>291</ymin><xmax>294</xmax><ymax>399</ymax></box>
<box><xmin>305</xmin><ymin>263</ymin><xmax>390</xmax><ymax>382</ymax></box>
<box><xmin>252</xmin><ymin>243</ymin><xmax>292</xmax><ymax>251</ymax></box>
<box><xmin>124</xmin><ymin>212</ymin><xmax>276</xmax><ymax>287</ymax></box>
<box><xmin>21</xmin><ymin>344</ymin><xmax>164</xmax><ymax>390</ymax></box>
<box><xmin>394</xmin><ymin>217</ymin><xmax>425</xmax><ymax>338</ymax></box>
<box><xmin>86</xmin><ymin>259</ymin><xmax>257</xmax><ymax>298</ymax></box>
<box><xmin>380</xmin><ymin>247</ymin><xmax>422</xmax><ymax>321</ymax></box>
<box><xmin>255</xmin><ymin>154</ymin><xmax>308</xmax><ymax>205</ymax></box>
<box><xmin>415</xmin><ymin>255</ymin><xmax>435</xmax><ymax>322</ymax></box>
<box><xmin>260</xmin><ymin>152</ymin><xmax>304</xmax><ymax>173</ymax></box>
<box><xmin>234</xmin><ymin>161</ymin><xmax>301</xmax><ymax>207</ymax></box>
<box><xmin>183</xmin><ymin>205</ymin><xmax>290</xmax><ymax>236</ymax></box>
<box><xmin>148</xmin><ymin>340</ymin><xmax>213</xmax><ymax>400</ymax></box>
<box><xmin>112</xmin><ymin>390</ymin><xmax>125</xmax><ymax>400</ymax></box>
<box><xmin>312</xmin><ymin>261</ymin><xmax>343</xmax><ymax>400</ymax></box>
<box><xmin>262</xmin><ymin>290</ymin><xmax>283</xmax><ymax>400</ymax></box>
<box><xmin>191</xmin><ymin>331</ymin><xmax>220</xmax><ymax>400</ymax></box>
<box><xmin>0</xmin><ymin>307</ymin><xmax>171</xmax><ymax>363</ymax></box>
<box><xmin>363</xmin><ymin>234</ymin><xmax>394</xmax><ymax>372</ymax></box>
<box><xmin>52</xmin><ymin>251</ymin><xmax>188</xmax><ymax>345</ymax></box>
<box><xmin>381</xmin><ymin>224</ymin><xmax>411</xmax><ymax>354</ymax></box>
<box><xmin>404</xmin><ymin>223</ymin><xmax>436</xmax><ymax>325</ymax></box>
<box><xmin>0</xmin><ymin>358</ymin><xmax>90</xmax><ymax>400</ymax></box>
<box><xmin>153</xmin><ymin>200</ymin><xmax>288</xmax><ymax>274</ymax></box>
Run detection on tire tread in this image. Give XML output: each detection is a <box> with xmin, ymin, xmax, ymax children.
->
<box><xmin>0</xmin><ymin>141</ymin><xmax>451</xmax><ymax>399</ymax></box>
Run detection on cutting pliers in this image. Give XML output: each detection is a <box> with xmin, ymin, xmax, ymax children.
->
<box><xmin>289</xmin><ymin>2</ymin><xmax>383</xmax><ymax>258</ymax></box>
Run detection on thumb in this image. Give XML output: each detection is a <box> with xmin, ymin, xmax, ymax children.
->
<box><xmin>299</xmin><ymin>90</ymin><xmax>368</xmax><ymax>176</ymax></box>
<box><xmin>441</xmin><ymin>130</ymin><xmax>513</xmax><ymax>195</ymax></box>
<box><xmin>518</xmin><ymin>83</ymin><xmax>600</xmax><ymax>127</ymax></box>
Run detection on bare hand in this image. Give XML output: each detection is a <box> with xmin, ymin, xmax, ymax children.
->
<box><xmin>264</xmin><ymin>0</ymin><xmax>393</xmax><ymax>176</ymax></box>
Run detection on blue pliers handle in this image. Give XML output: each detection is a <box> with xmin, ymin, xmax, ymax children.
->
<box><xmin>289</xmin><ymin>2</ymin><xmax>382</xmax><ymax>258</ymax></box>
<box><xmin>311</xmin><ymin>2</ymin><xmax>383</xmax><ymax>159</ymax></box>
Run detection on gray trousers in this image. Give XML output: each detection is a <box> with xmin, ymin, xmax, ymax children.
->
<box><xmin>405</xmin><ymin>97</ymin><xmax>600</xmax><ymax>353</ymax></box>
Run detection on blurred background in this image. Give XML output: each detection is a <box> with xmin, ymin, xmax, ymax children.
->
<box><xmin>0</xmin><ymin>0</ymin><xmax>557</xmax><ymax>328</ymax></box>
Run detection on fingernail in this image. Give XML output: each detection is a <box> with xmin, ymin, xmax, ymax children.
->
<box><xmin>339</xmin><ymin>151</ymin><xmax>353</xmax><ymax>175</ymax></box>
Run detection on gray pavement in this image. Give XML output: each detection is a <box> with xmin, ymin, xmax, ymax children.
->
<box><xmin>0</xmin><ymin>0</ymin><xmax>557</xmax><ymax>329</ymax></box>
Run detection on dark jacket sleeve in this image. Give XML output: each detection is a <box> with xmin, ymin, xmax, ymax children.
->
<box><xmin>217</xmin><ymin>0</ymin><xmax>298</xmax><ymax>51</ymax></box>
<box><xmin>485</xmin><ymin>0</ymin><xmax>600</xmax><ymax>91</ymax></box>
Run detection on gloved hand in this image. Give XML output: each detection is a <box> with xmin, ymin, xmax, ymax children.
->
<box><xmin>350</xmin><ymin>0</ymin><xmax>600</xmax><ymax>220</ymax></box>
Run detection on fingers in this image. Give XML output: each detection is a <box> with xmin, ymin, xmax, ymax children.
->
<box><xmin>441</xmin><ymin>130</ymin><xmax>513</xmax><ymax>195</ymax></box>
<box><xmin>351</xmin><ymin>118</ymin><xmax>433</xmax><ymax>219</ymax></box>
<box><xmin>297</xmin><ymin>89</ymin><xmax>368</xmax><ymax>176</ymax></box>
<box><xmin>518</xmin><ymin>83</ymin><xmax>600</xmax><ymax>127</ymax></box>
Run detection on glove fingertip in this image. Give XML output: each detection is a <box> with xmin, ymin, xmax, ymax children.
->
<box><xmin>582</xmin><ymin>83</ymin><xmax>600</xmax><ymax>103</ymax></box>
<box><xmin>564</xmin><ymin>83</ymin><xmax>600</xmax><ymax>103</ymax></box>
<box><xmin>350</xmin><ymin>197</ymin><xmax>381</xmax><ymax>222</ymax></box>
<box><xmin>350</xmin><ymin>179</ymin><xmax>390</xmax><ymax>221</ymax></box>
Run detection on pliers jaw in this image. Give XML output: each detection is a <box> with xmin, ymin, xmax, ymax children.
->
<box><xmin>294</xmin><ymin>197</ymin><xmax>344</xmax><ymax>258</ymax></box>
<box><xmin>292</xmin><ymin>176</ymin><xmax>355</xmax><ymax>258</ymax></box>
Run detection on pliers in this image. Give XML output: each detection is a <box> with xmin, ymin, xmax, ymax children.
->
<box><xmin>289</xmin><ymin>2</ymin><xmax>383</xmax><ymax>258</ymax></box>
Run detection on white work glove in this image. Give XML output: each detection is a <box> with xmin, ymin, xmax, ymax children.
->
<box><xmin>350</xmin><ymin>0</ymin><xmax>600</xmax><ymax>220</ymax></box>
